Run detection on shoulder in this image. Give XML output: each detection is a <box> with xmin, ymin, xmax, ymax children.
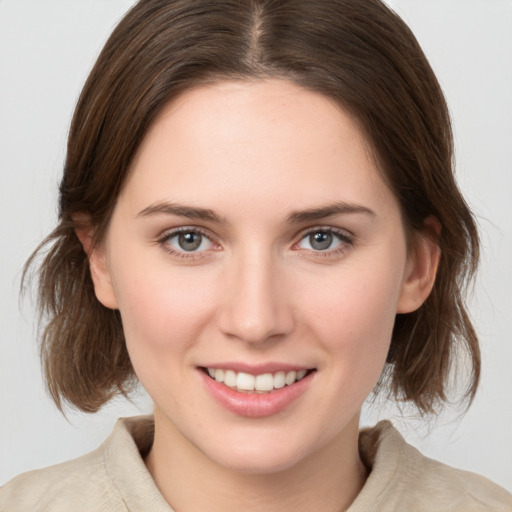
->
<box><xmin>0</xmin><ymin>445</ymin><xmax>125</xmax><ymax>512</ymax></box>
<box><xmin>0</xmin><ymin>416</ymin><xmax>159</xmax><ymax>512</ymax></box>
<box><xmin>352</xmin><ymin>421</ymin><xmax>512</xmax><ymax>512</ymax></box>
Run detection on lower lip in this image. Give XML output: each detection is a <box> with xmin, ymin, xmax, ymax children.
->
<box><xmin>200</xmin><ymin>369</ymin><xmax>314</xmax><ymax>418</ymax></box>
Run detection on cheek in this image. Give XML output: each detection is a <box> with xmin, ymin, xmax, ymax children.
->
<box><xmin>302</xmin><ymin>258</ymin><xmax>404</xmax><ymax>374</ymax></box>
<box><xmin>111</xmin><ymin>264</ymin><xmax>220</xmax><ymax>414</ymax></box>
<box><xmin>109</xmin><ymin>253</ymin><xmax>217</xmax><ymax>365</ymax></box>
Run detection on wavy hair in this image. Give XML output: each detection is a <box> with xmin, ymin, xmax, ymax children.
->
<box><xmin>25</xmin><ymin>0</ymin><xmax>479</xmax><ymax>414</ymax></box>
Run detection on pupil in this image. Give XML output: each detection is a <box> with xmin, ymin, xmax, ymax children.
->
<box><xmin>310</xmin><ymin>231</ymin><xmax>332</xmax><ymax>250</ymax></box>
<box><xmin>178</xmin><ymin>232</ymin><xmax>201</xmax><ymax>251</ymax></box>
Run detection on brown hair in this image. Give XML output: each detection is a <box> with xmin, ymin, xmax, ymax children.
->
<box><xmin>26</xmin><ymin>0</ymin><xmax>479</xmax><ymax>414</ymax></box>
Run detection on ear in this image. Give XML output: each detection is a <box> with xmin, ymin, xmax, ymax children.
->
<box><xmin>74</xmin><ymin>216</ymin><xmax>119</xmax><ymax>310</ymax></box>
<box><xmin>397</xmin><ymin>217</ymin><xmax>441</xmax><ymax>314</ymax></box>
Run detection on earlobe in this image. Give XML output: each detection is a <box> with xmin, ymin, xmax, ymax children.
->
<box><xmin>75</xmin><ymin>220</ymin><xmax>119</xmax><ymax>310</ymax></box>
<box><xmin>397</xmin><ymin>217</ymin><xmax>441</xmax><ymax>314</ymax></box>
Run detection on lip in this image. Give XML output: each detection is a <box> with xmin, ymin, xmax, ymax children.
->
<box><xmin>199</xmin><ymin>366</ymin><xmax>315</xmax><ymax>418</ymax></box>
<box><xmin>201</xmin><ymin>362</ymin><xmax>311</xmax><ymax>375</ymax></box>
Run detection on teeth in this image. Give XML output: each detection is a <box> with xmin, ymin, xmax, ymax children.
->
<box><xmin>285</xmin><ymin>371</ymin><xmax>296</xmax><ymax>386</ymax></box>
<box><xmin>224</xmin><ymin>370</ymin><xmax>237</xmax><ymax>387</ymax></box>
<box><xmin>236</xmin><ymin>372</ymin><xmax>255</xmax><ymax>391</ymax></box>
<box><xmin>274</xmin><ymin>371</ymin><xmax>286</xmax><ymax>389</ymax></box>
<box><xmin>206</xmin><ymin>368</ymin><xmax>310</xmax><ymax>393</ymax></box>
<box><xmin>255</xmin><ymin>373</ymin><xmax>274</xmax><ymax>391</ymax></box>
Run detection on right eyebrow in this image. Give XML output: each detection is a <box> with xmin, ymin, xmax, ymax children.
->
<box><xmin>285</xmin><ymin>201</ymin><xmax>376</xmax><ymax>224</ymax></box>
<box><xmin>136</xmin><ymin>201</ymin><xmax>225</xmax><ymax>223</ymax></box>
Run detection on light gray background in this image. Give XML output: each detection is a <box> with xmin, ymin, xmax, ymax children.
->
<box><xmin>1</xmin><ymin>0</ymin><xmax>511</xmax><ymax>491</ymax></box>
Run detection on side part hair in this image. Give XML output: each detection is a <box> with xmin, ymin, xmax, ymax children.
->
<box><xmin>25</xmin><ymin>0</ymin><xmax>479</xmax><ymax>414</ymax></box>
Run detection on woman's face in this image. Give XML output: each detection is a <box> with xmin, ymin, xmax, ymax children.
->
<box><xmin>90</xmin><ymin>79</ymin><xmax>433</xmax><ymax>473</ymax></box>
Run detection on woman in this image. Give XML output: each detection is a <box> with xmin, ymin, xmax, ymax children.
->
<box><xmin>1</xmin><ymin>0</ymin><xmax>511</xmax><ymax>510</ymax></box>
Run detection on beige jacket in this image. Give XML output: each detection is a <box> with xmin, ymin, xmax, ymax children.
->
<box><xmin>1</xmin><ymin>417</ymin><xmax>511</xmax><ymax>511</ymax></box>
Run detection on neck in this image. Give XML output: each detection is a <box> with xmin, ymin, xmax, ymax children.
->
<box><xmin>145</xmin><ymin>408</ymin><xmax>367</xmax><ymax>512</ymax></box>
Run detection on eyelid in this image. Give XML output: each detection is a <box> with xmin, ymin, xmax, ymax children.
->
<box><xmin>294</xmin><ymin>225</ymin><xmax>354</xmax><ymax>243</ymax></box>
<box><xmin>155</xmin><ymin>224</ymin><xmax>354</xmax><ymax>260</ymax></box>
<box><xmin>292</xmin><ymin>225</ymin><xmax>355</xmax><ymax>255</ymax></box>
<box><xmin>156</xmin><ymin>225</ymin><xmax>221</xmax><ymax>259</ymax></box>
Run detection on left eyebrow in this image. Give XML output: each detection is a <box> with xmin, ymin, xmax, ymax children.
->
<box><xmin>285</xmin><ymin>201</ymin><xmax>376</xmax><ymax>224</ymax></box>
<box><xmin>136</xmin><ymin>201</ymin><xmax>225</xmax><ymax>223</ymax></box>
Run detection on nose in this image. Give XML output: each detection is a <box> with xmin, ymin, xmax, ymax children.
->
<box><xmin>217</xmin><ymin>248</ymin><xmax>294</xmax><ymax>345</ymax></box>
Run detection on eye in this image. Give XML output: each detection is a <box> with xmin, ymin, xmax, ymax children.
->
<box><xmin>161</xmin><ymin>228</ymin><xmax>215</xmax><ymax>254</ymax></box>
<box><xmin>296</xmin><ymin>228</ymin><xmax>352</xmax><ymax>252</ymax></box>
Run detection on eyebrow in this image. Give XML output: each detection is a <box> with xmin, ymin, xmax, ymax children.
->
<box><xmin>137</xmin><ymin>201</ymin><xmax>224</xmax><ymax>223</ymax></box>
<box><xmin>285</xmin><ymin>201</ymin><xmax>376</xmax><ymax>223</ymax></box>
<box><xmin>137</xmin><ymin>200</ymin><xmax>375</xmax><ymax>224</ymax></box>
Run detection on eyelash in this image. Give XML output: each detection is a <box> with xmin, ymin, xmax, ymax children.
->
<box><xmin>293</xmin><ymin>226</ymin><xmax>355</xmax><ymax>258</ymax></box>
<box><xmin>156</xmin><ymin>226</ymin><xmax>355</xmax><ymax>260</ymax></box>
<box><xmin>157</xmin><ymin>227</ymin><xmax>218</xmax><ymax>261</ymax></box>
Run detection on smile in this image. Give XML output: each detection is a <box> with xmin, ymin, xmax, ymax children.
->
<box><xmin>200</xmin><ymin>366</ymin><xmax>316</xmax><ymax>417</ymax></box>
<box><xmin>205</xmin><ymin>368</ymin><xmax>310</xmax><ymax>393</ymax></box>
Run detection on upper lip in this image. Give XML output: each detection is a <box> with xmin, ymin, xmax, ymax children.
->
<box><xmin>199</xmin><ymin>362</ymin><xmax>314</xmax><ymax>375</ymax></box>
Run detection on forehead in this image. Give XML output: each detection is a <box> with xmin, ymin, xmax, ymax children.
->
<box><xmin>121</xmin><ymin>79</ymin><xmax>394</xmax><ymax>218</ymax></box>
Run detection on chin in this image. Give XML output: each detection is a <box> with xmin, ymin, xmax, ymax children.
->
<box><xmin>212</xmin><ymin>449</ymin><xmax>306</xmax><ymax>475</ymax></box>
<box><xmin>196</xmin><ymin>429</ymin><xmax>320</xmax><ymax>475</ymax></box>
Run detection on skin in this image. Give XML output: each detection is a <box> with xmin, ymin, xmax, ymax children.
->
<box><xmin>84</xmin><ymin>79</ymin><xmax>439</xmax><ymax>511</ymax></box>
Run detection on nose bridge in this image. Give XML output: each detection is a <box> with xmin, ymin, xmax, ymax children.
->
<box><xmin>219</xmin><ymin>243</ymin><xmax>293</xmax><ymax>344</ymax></box>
